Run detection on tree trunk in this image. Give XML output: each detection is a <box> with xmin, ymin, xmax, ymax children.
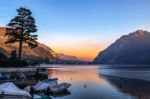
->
<box><xmin>19</xmin><ymin>21</ymin><xmax>24</xmax><ymax>60</ymax></box>
<box><xmin>18</xmin><ymin>40</ymin><xmax>23</xmax><ymax>60</ymax></box>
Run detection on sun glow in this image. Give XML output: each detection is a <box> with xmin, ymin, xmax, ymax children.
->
<box><xmin>44</xmin><ymin>33</ymin><xmax>111</xmax><ymax>61</ymax></box>
<box><xmin>50</xmin><ymin>42</ymin><xmax>109</xmax><ymax>61</ymax></box>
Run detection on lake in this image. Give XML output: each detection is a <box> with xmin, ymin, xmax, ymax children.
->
<box><xmin>43</xmin><ymin>65</ymin><xmax>150</xmax><ymax>99</ymax></box>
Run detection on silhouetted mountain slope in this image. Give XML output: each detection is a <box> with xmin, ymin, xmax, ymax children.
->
<box><xmin>93</xmin><ymin>30</ymin><xmax>150</xmax><ymax>65</ymax></box>
<box><xmin>0</xmin><ymin>27</ymin><xmax>56</xmax><ymax>62</ymax></box>
<box><xmin>0</xmin><ymin>52</ymin><xmax>7</xmax><ymax>60</ymax></box>
<box><xmin>0</xmin><ymin>27</ymin><xmax>84</xmax><ymax>63</ymax></box>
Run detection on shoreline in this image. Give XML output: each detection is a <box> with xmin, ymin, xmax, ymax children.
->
<box><xmin>0</xmin><ymin>67</ymin><xmax>37</xmax><ymax>72</ymax></box>
<box><xmin>0</xmin><ymin>66</ymin><xmax>48</xmax><ymax>87</ymax></box>
<box><xmin>1</xmin><ymin>64</ymin><xmax>150</xmax><ymax>72</ymax></box>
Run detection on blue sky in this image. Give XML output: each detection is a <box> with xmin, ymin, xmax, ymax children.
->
<box><xmin>0</xmin><ymin>0</ymin><xmax>150</xmax><ymax>60</ymax></box>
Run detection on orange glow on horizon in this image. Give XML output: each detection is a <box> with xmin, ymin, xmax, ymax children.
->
<box><xmin>49</xmin><ymin>42</ymin><xmax>110</xmax><ymax>61</ymax></box>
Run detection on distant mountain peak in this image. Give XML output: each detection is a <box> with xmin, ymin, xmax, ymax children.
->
<box><xmin>135</xmin><ymin>29</ymin><xmax>146</xmax><ymax>32</ymax></box>
<box><xmin>93</xmin><ymin>30</ymin><xmax>150</xmax><ymax>65</ymax></box>
<box><xmin>132</xmin><ymin>30</ymin><xmax>149</xmax><ymax>37</ymax></box>
<box><xmin>115</xmin><ymin>30</ymin><xmax>150</xmax><ymax>44</ymax></box>
<box><xmin>56</xmin><ymin>53</ymin><xmax>81</xmax><ymax>61</ymax></box>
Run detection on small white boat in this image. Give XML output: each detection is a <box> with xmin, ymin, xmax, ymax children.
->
<box><xmin>33</xmin><ymin>78</ymin><xmax>71</xmax><ymax>93</ymax></box>
<box><xmin>33</xmin><ymin>78</ymin><xmax>58</xmax><ymax>91</ymax></box>
<box><xmin>50</xmin><ymin>83</ymin><xmax>71</xmax><ymax>93</ymax></box>
<box><xmin>0</xmin><ymin>82</ymin><xmax>31</xmax><ymax>98</ymax></box>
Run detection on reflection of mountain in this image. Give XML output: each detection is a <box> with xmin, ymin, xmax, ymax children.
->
<box><xmin>48</xmin><ymin>66</ymin><xmax>105</xmax><ymax>84</ymax></box>
<box><xmin>102</xmin><ymin>75</ymin><xmax>150</xmax><ymax>99</ymax></box>
<box><xmin>94</xmin><ymin>30</ymin><xmax>150</xmax><ymax>65</ymax></box>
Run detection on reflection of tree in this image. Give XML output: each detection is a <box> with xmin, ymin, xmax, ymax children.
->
<box><xmin>100</xmin><ymin>74</ymin><xmax>150</xmax><ymax>99</ymax></box>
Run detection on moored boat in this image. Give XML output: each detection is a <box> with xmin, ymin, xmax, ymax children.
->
<box><xmin>0</xmin><ymin>82</ymin><xmax>31</xmax><ymax>98</ymax></box>
<box><xmin>32</xmin><ymin>78</ymin><xmax>71</xmax><ymax>94</ymax></box>
<box><xmin>33</xmin><ymin>78</ymin><xmax>58</xmax><ymax>91</ymax></box>
<box><xmin>50</xmin><ymin>83</ymin><xmax>71</xmax><ymax>93</ymax></box>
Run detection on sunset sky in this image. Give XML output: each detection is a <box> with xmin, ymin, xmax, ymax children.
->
<box><xmin>1</xmin><ymin>0</ymin><xmax>150</xmax><ymax>61</ymax></box>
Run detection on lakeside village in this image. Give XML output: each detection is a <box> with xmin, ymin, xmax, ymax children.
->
<box><xmin>0</xmin><ymin>7</ymin><xmax>71</xmax><ymax>99</ymax></box>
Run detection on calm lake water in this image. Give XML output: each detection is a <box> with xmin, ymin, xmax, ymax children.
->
<box><xmin>44</xmin><ymin>65</ymin><xmax>150</xmax><ymax>99</ymax></box>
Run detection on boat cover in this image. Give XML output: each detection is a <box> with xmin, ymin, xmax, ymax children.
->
<box><xmin>43</xmin><ymin>78</ymin><xmax>58</xmax><ymax>83</ymax></box>
<box><xmin>0</xmin><ymin>82</ymin><xmax>31</xmax><ymax>97</ymax></box>
<box><xmin>50</xmin><ymin>83</ymin><xmax>71</xmax><ymax>93</ymax></box>
<box><xmin>34</xmin><ymin>78</ymin><xmax>58</xmax><ymax>91</ymax></box>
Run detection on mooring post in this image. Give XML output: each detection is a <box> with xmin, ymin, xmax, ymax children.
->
<box><xmin>36</xmin><ymin>67</ymin><xmax>39</xmax><ymax>82</ymax></box>
<box><xmin>2</xmin><ymin>92</ymin><xmax>4</xmax><ymax>99</ymax></box>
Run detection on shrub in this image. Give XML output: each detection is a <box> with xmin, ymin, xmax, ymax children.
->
<box><xmin>0</xmin><ymin>60</ymin><xmax>28</xmax><ymax>67</ymax></box>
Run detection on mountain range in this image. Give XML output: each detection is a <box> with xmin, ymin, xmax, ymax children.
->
<box><xmin>56</xmin><ymin>53</ymin><xmax>81</xmax><ymax>61</ymax></box>
<box><xmin>3</xmin><ymin>26</ymin><xmax>150</xmax><ymax>65</ymax></box>
<box><xmin>93</xmin><ymin>30</ymin><xmax>150</xmax><ymax>65</ymax></box>
<box><xmin>0</xmin><ymin>27</ymin><xmax>82</xmax><ymax>63</ymax></box>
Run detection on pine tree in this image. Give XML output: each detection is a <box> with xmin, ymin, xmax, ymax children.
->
<box><xmin>5</xmin><ymin>7</ymin><xmax>38</xmax><ymax>60</ymax></box>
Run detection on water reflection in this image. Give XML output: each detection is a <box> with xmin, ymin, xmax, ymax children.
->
<box><xmin>103</xmin><ymin>75</ymin><xmax>150</xmax><ymax>99</ymax></box>
<box><xmin>47</xmin><ymin>65</ymin><xmax>138</xmax><ymax>99</ymax></box>
<box><xmin>48</xmin><ymin>67</ymin><xmax>105</xmax><ymax>84</ymax></box>
<box><xmin>52</xmin><ymin>90</ymin><xmax>71</xmax><ymax>98</ymax></box>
